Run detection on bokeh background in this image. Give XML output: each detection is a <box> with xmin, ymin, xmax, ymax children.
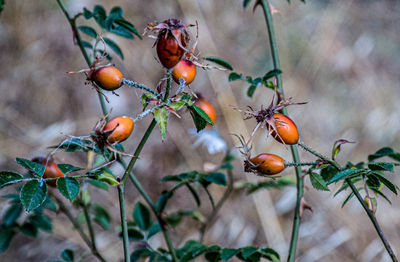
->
<box><xmin>1</xmin><ymin>0</ymin><xmax>399</xmax><ymax>261</ymax></box>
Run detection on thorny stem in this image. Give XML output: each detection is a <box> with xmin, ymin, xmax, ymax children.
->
<box><xmin>284</xmin><ymin>161</ymin><xmax>319</xmax><ymax>167</ymax></box>
<box><xmin>117</xmin><ymin>186</ymin><xmax>130</xmax><ymax>262</ymax></box>
<box><xmin>53</xmin><ymin>194</ymin><xmax>107</xmax><ymax>262</ymax></box>
<box><xmin>259</xmin><ymin>1</ymin><xmax>303</xmax><ymax>261</ymax></box>
<box><xmin>199</xmin><ymin>169</ymin><xmax>234</xmax><ymax>242</ymax></box>
<box><xmin>298</xmin><ymin>141</ymin><xmax>398</xmax><ymax>261</ymax></box>
<box><xmin>122</xmin><ymin>78</ymin><xmax>161</xmax><ymax>97</ymax></box>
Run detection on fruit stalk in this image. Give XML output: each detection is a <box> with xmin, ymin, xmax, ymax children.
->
<box><xmin>259</xmin><ymin>1</ymin><xmax>304</xmax><ymax>261</ymax></box>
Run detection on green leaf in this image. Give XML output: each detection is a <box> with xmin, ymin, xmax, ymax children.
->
<box><xmin>122</xmin><ymin>227</ymin><xmax>144</xmax><ymax>241</ymax></box>
<box><xmin>115</xmin><ymin>19</ymin><xmax>141</xmax><ymax>39</ymax></box>
<box><xmin>16</xmin><ymin>158</ymin><xmax>45</xmax><ymax>177</ymax></box>
<box><xmin>29</xmin><ymin>213</ymin><xmax>52</xmax><ymax>232</ymax></box>
<box><xmin>20</xmin><ymin>222</ymin><xmax>38</xmax><ymax>238</ymax></box>
<box><xmin>221</xmin><ymin>248</ymin><xmax>240</xmax><ymax>261</ymax></box>
<box><xmin>320</xmin><ymin>166</ymin><xmax>338</xmax><ymax>182</ymax></box>
<box><xmin>259</xmin><ymin>247</ymin><xmax>280</xmax><ymax>262</ymax></box>
<box><xmin>104</xmin><ymin>37</ymin><xmax>124</xmax><ymax>59</ymax></box>
<box><xmin>262</xmin><ymin>69</ymin><xmax>282</xmax><ymax>81</ymax></box>
<box><xmin>57</xmin><ymin>177</ymin><xmax>80</xmax><ymax>202</ymax></box>
<box><xmin>228</xmin><ymin>72</ymin><xmax>243</xmax><ymax>82</ymax></box>
<box><xmin>0</xmin><ymin>0</ymin><xmax>5</xmax><ymax>13</ymax></box>
<box><xmin>368</xmin><ymin>162</ymin><xmax>395</xmax><ymax>172</ymax></box>
<box><xmin>57</xmin><ymin>164</ymin><xmax>83</xmax><ymax>175</ymax></box>
<box><xmin>247</xmin><ymin>85</ymin><xmax>257</xmax><ymax>98</ymax></box>
<box><xmin>165</xmin><ymin>210</ymin><xmax>205</xmax><ymax>228</ymax></box>
<box><xmin>78</xmin><ymin>25</ymin><xmax>97</xmax><ymax>38</ymax></box>
<box><xmin>154</xmin><ymin>108</ymin><xmax>169</xmax><ymax>140</ymax></box>
<box><xmin>0</xmin><ymin>228</ymin><xmax>16</xmax><ymax>253</ymax></box>
<box><xmin>81</xmin><ymin>41</ymin><xmax>93</xmax><ymax>49</ymax></box>
<box><xmin>20</xmin><ymin>180</ymin><xmax>47</xmax><ymax>211</ymax></box>
<box><xmin>93</xmin><ymin>203</ymin><xmax>111</xmax><ymax>230</ymax></box>
<box><xmin>342</xmin><ymin>191</ymin><xmax>355</xmax><ymax>208</ymax></box>
<box><xmin>133</xmin><ymin>202</ymin><xmax>152</xmax><ymax>231</ymax></box>
<box><xmin>61</xmin><ymin>249</ymin><xmax>74</xmax><ymax>262</ymax></box>
<box><xmin>368</xmin><ymin>147</ymin><xmax>400</xmax><ymax>162</ymax></box>
<box><xmin>83</xmin><ymin>8</ymin><xmax>92</xmax><ymax>19</ymax></box>
<box><xmin>188</xmin><ymin>106</ymin><xmax>207</xmax><ymax>132</ymax></box>
<box><xmin>156</xmin><ymin>190</ymin><xmax>173</xmax><ymax>214</ymax></box>
<box><xmin>88</xmin><ymin>179</ymin><xmax>109</xmax><ymax>191</ymax></box>
<box><xmin>0</xmin><ymin>171</ymin><xmax>23</xmax><ymax>188</ymax></box>
<box><xmin>147</xmin><ymin>222</ymin><xmax>161</xmax><ymax>239</ymax></box>
<box><xmin>97</xmin><ymin>170</ymin><xmax>120</xmax><ymax>186</ymax></box>
<box><xmin>130</xmin><ymin>248</ymin><xmax>153</xmax><ymax>262</ymax></box>
<box><xmin>309</xmin><ymin>172</ymin><xmax>329</xmax><ymax>191</ymax></box>
<box><xmin>370</xmin><ymin>172</ymin><xmax>397</xmax><ymax>195</ymax></box>
<box><xmin>193</xmin><ymin>105</ymin><xmax>214</xmax><ymax>125</ymax></box>
<box><xmin>204</xmin><ymin>172</ymin><xmax>227</xmax><ymax>186</ymax></box>
<box><xmin>51</xmin><ymin>139</ymin><xmax>97</xmax><ymax>153</ymax></box>
<box><xmin>109</xmin><ymin>26</ymin><xmax>133</xmax><ymax>39</ymax></box>
<box><xmin>93</xmin><ymin>5</ymin><xmax>107</xmax><ymax>29</ymax></box>
<box><xmin>42</xmin><ymin>195</ymin><xmax>58</xmax><ymax>212</ymax></box>
<box><xmin>243</xmin><ymin>0</ymin><xmax>253</xmax><ymax>8</ymax></box>
<box><xmin>240</xmin><ymin>246</ymin><xmax>258</xmax><ymax>259</ymax></box>
<box><xmin>2</xmin><ymin>204</ymin><xmax>23</xmax><ymax>226</ymax></box>
<box><xmin>109</xmin><ymin>6</ymin><xmax>123</xmax><ymax>18</ymax></box>
<box><xmin>327</xmin><ymin>169</ymin><xmax>363</xmax><ymax>185</ymax></box>
<box><xmin>204</xmin><ymin>56</ymin><xmax>233</xmax><ymax>70</ymax></box>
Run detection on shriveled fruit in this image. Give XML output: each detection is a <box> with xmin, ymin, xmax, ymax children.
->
<box><xmin>157</xmin><ymin>32</ymin><xmax>186</xmax><ymax>68</ymax></box>
<box><xmin>172</xmin><ymin>59</ymin><xmax>196</xmax><ymax>84</ymax></box>
<box><xmin>32</xmin><ymin>157</ymin><xmax>64</xmax><ymax>187</ymax></box>
<box><xmin>270</xmin><ymin>113</ymin><xmax>299</xmax><ymax>145</ymax></box>
<box><xmin>103</xmin><ymin>116</ymin><xmax>134</xmax><ymax>143</ymax></box>
<box><xmin>194</xmin><ymin>96</ymin><xmax>217</xmax><ymax>125</ymax></box>
<box><xmin>91</xmin><ymin>66</ymin><xmax>124</xmax><ymax>91</ymax></box>
<box><xmin>245</xmin><ymin>153</ymin><xmax>285</xmax><ymax>175</ymax></box>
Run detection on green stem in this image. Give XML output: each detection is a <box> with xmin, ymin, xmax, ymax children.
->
<box><xmin>297</xmin><ymin>142</ymin><xmax>341</xmax><ymax>170</ymax></box>
<box><xmin>259</xmin><ymin>2</ymin><xmax>303</xmax><ymax>261</ymax></box>
<box><xmin>56</xmin><ymin>0</ymin><xmax>108</xmax><ymax>118</ymax></box>
<box><xmin>284</xmin><ymin>161</ymin><xmax>319</xmax><ymax>167</ymax></box>
<box><xmin>199</xmin><ymin>170</ymin><xmax>233</xmax><ymax>242</ymax></box>
<box><xmin>118</xmin><ymin>186</ymin><xmax>130</xmax><ymax>262</ymax></box>
<box><xmin>346</xmin><ymin>180</ymin><xmax>398</xmax><ymax>262</ymax></box>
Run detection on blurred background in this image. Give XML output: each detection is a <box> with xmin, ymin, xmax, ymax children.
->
<box><xmin>0</xmin><ymin>0</ymin><xmax>399</xmax><ymax>261</ymax></box>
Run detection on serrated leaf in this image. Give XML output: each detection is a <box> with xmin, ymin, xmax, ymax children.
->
<box><xmin>61</xmin><ymin>249</ymin><xmax>74</xmax><ymax>262</ymax></box>
<box><xmin>51</xmin><ymin>138</ymin><xmax>97</xmax><ymax>153</ymax></box>
<box><xmin>240</xmin><ymin>246</ymin><xmax>258</xmax><ymax>259</ymax></box>
<box><xmin>57</xmin><ymin>164</ymin><xmax>83</xmax><ymax>175</ymax></box>
<box><xmin>327</xmin><ymin>169</ymin><xmax>363</xmax><ymax>185</ymax></box>
<box><xmin>247</xmin><ymin>85</ymin><xmax>257</xmax><ymax>98</ymax></box>
<box><xmin>204</xmin><ymin>56</ymin><xmax>233</xmax><ymax>70</ymax></box>
<box><xmin>104</xmin><ymin>37</ymin><xmax>124</xmax><ymax>59</ymax></box>
<box><xmin>133</xmin><ymin>202</ymin><xmax>152</xmax><ymax>231</ymax></box>
<box><xmin>57</xmin><ymin>177</ymin><xmax>80</xmax><ymax>201</ymax></box>
<box><xmin>204</xmin><ymin>172</ymin><xmax>227</xmax><ymax>186</ymax></box>
<box><xmin>228</xmin><ymin>72</ymin><xmax>243</xmax><ymax>82</ymax></box>
<box><xmin>109</xmin><ymin>26</ymin><xmax>133</xmax><ymax>39</ymax></box>
<box><xmin>154</xmin><ymin>108</ymin><xmax>169</xmax><ymax>140</ymax></box>
<box><xmin>78</xmin><ymin>25</ymin><xmax>97</xmax><ymax>38</ymax></box>
<box><xmin>0</xmin><ymin>171</ymin><xmax>23</xmax><ymax>188</ymax></box>
<box><xmin>259</xmin><ymin>247</ymin><xmax>280</xmax><ymax>262</ymax></box>
<box><xmin>320</xmin><ymin>165</ymin><xmax>338</xmax><ymax>182</ymax></box>
<box><xmin>16</xmin><ymin>158</ymin><xmax>45</xmax><ymax>177</ymax></box>
<box><xmin>309</xmin><ymin>172</ymin><xmax>329</xmax><ymax>191</ymax></box>
<box><xmin>115</xmin><ymin>19</ymin><xmax>141</xmax><ymax>38</ymax></box>
<box><xmin>20</xmin><ymin>180</ymin><xmax>47</xmax><ymax>211</ymax></box>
